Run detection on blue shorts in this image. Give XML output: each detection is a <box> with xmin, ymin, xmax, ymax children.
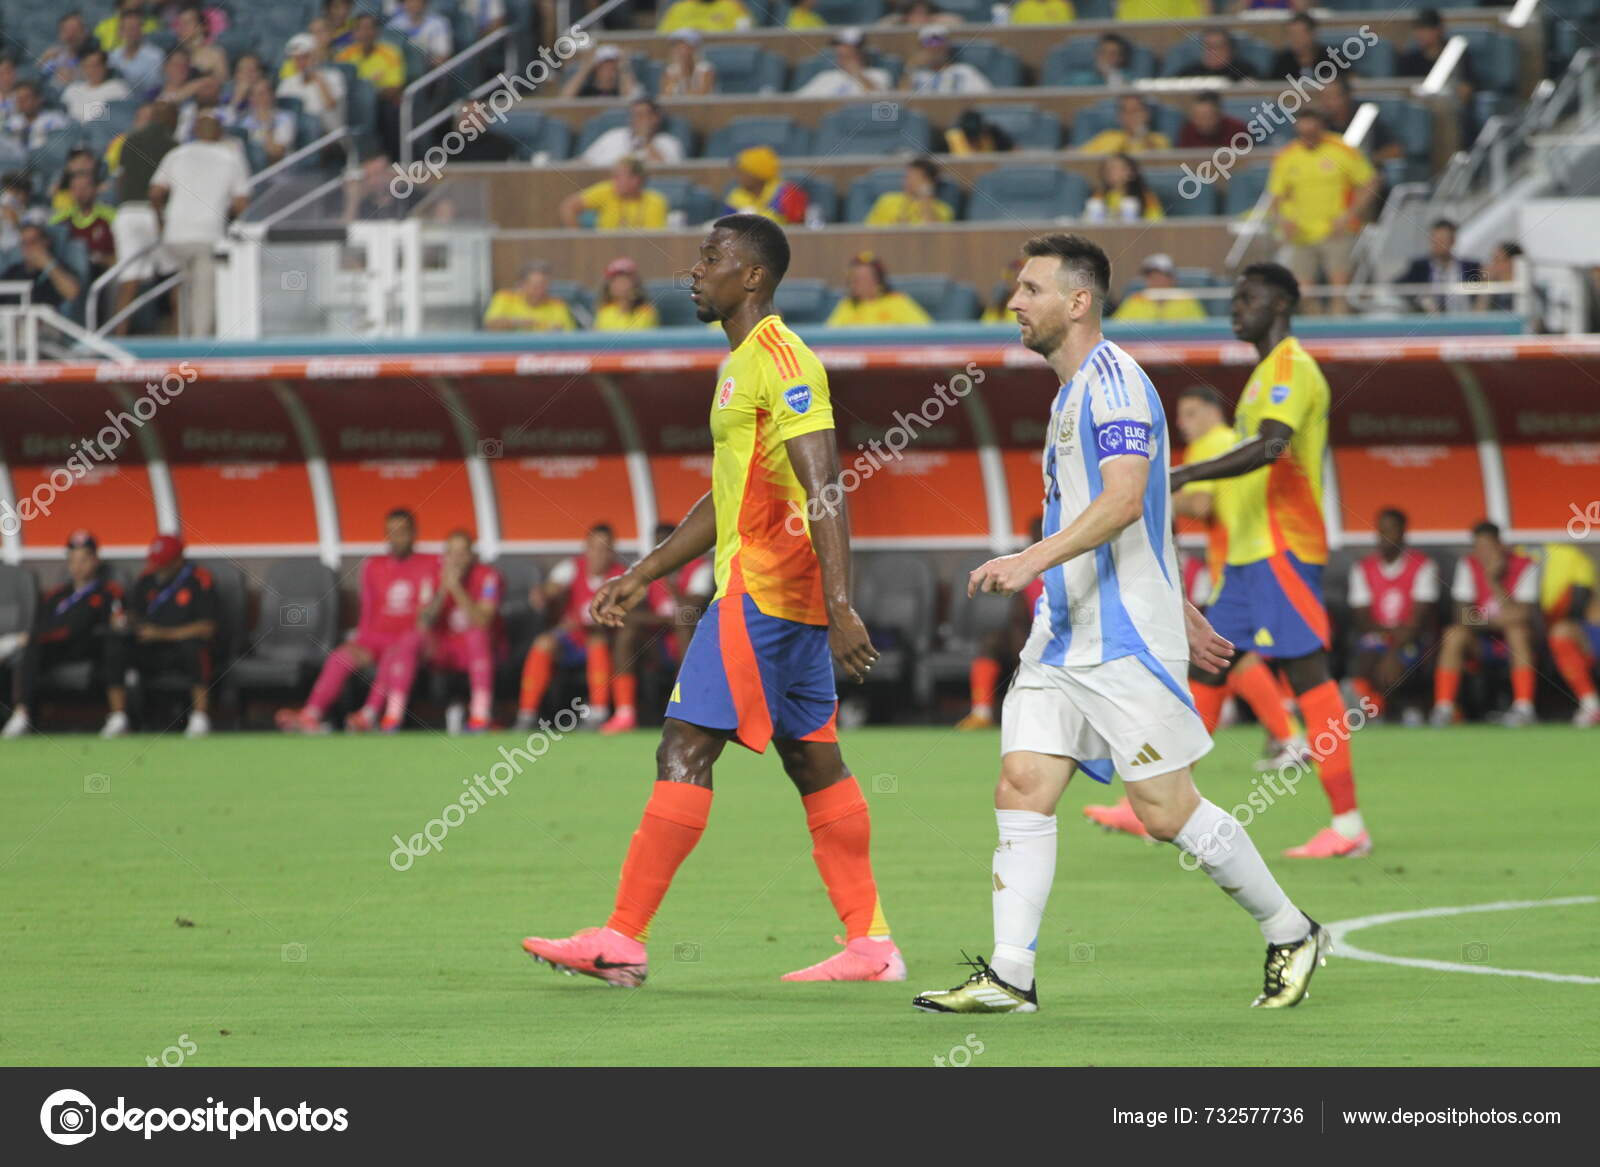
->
<box><xmin>1209</xmin><ymin>551</ymin><xmax>1331</xmax><ymax>661</ymax></box>
<box><xmin>665</xmin><ymin>594</ymin><xmax>837</xmax><ymax>753</ymax></box>
<box><xmin>1587</xmin><ymin>623</ymin><xmax>1600</xmax><ymax>658</ymax></box>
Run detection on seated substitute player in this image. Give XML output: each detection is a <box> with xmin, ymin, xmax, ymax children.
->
<box><xmin>1533</xmin><ymin>541</ymin><xmax>1599</xmax><ymax>727</ymax></box>
<box><xmin>2</xmin><ymin>530</ymin><xmax>129</xmax><ymax>739</ymax></box>
<box><xmin>955</xmin><ymin>516</ymin><xmax>1043</xmax><ymax>731</ymax></box>
<box><xmin>349</xmin><ymin>529</ymin><xmax>504</xmax><ymax>733</ymax></box>
<box><xmin>125</xmin><ymin>534</ymin><xmax>218</xmax><ymax>739</ymax></box>
<box><xmin>278</xmin><ymin>508</ymin><xmax>440</xmax><ymax>733</ymax></box>
<box><xmin>515</xmin><ymin>522</ymin><xmax>624</xmax><ymax>730</ymax></box>
<box><xmin>1430</xmin><ymin>520</ymin><xmax>1538</xmax><ymax>727</ymax></box>
<box><xmin>1347</xmin><ymin>507</ymin><xmax>1438</xmax><ymax>723</ymax></box>
<box><xmin>521</xmin><ymin>214</ymin><xmax>905</xmax><ymax>987</ymax></box>
<box><xmin>913</xmin><ymin>235</ymin><xmax>1327</xmax><ymax>1015</ymax></box>
<box><xmin>600</xmin><ymin>520</ymin><xmax>715</xmax><ymax>735</ymax></box>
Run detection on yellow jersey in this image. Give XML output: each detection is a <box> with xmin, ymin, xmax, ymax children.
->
<box><xmin>864</xmin><ymin>192</ymin><xmax>954</xmax><ymax>226</ymax></box>
<box><xmin>825</xmin><ymin>292</ymin><xmax>932</xmax><ymax>327</ymax></box>
<box><xmin>1081</xmin><ymin>128</ymin><xmax>1173</xmax><ymax>154</ymax></box>
<box><xmin>659</xmin><ymin>0</ymin><xmax>750</xmax><ymax>33</ymax></box>
<box><xmin>579</xmin><ymin>181</ymin><xmax>669</xmax><ymax>230</ymax></box>
<box><xmin>710</xmin><ymin>315</ymin><xmax>834</xmax><ymax>624</ymax></box>
<box><xmin>1112</xmin><ymin>291</ymin><xmax>1206</xmax><ymax>322</ymax></box>
<box><xmin>1267</xmin><ymin>133</ymin><xmax>1375</xmax><ymax>246</ymax></box>
<box><xmin>1534</xmin><ymin>543</ymin><xmax>1598</xmax><ymax>620</ymax></box>
<box><xmin>594</xmin><ymin>302</ymin><xmax>660</xmax><ymax>330</ymax></box>
<box><xmin>336</xmin><ymin>43</ymin><xmax>406</xmax><ymax>90</ymax></box>
<box><xmin>483</xmin><ymin>291</ymin><xmax>577</xmax><ymax>331</ymax></box>
<box><xmin>1011</xmin><ymin>0</ymin><xmax>1076</xmax><ymax>22</ymax></box>
<box><xmin>1181</xmin><ymin>421</ymin><xmax>1237</xmax><ymax>593</ymax></box>
<box><xmin>1213</xmin><ymin>336</ymin><xmax>1329</xmax><ymax>566</ymax></box>
<box><xmin>1116</xmin><ymin>0</ymin><xmax>1207</xmax><ymax>18</ymax></box>
<box><xmin>786</xmin><ymin>8</ymin><xmax>828</xmax><ymax>28</ymax></box>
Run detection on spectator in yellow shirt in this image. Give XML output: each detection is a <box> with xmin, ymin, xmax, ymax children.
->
<box><xmin>96</xmin><ymin>0</ymin><xmax>158</xmax><ymax>51</ymax></box>
<box><xmin>336</xmin><ymin>13</ymin><xmax>406</xmax><ymax>98</ymax></box>
<box><xmin>786</xmin><ymin>0</ymin><xmax>829</xmax><ymax>29</ymax></box>
<box><xmin>1010</xmin><ymin>0</ymin><xmax>1077</xmax><ymax>22</ymax></box>
<box><xmin>1082</xmin><ymin>94</ymin><xmax>1172</xmax><ymax>154</ymax></box>
<box><xmin>864</xmin><ymin>157</ymin><xmax>954</xmax><ymax>226</ymax></box>
<box><xmin>1266</xmin><ymin>107</ymin><xmax>1378</xmax><ymax>314</ymax></box>
<box><xmin>561</xmin><ymin>158</ymin><xmax>671</xmax><ymax>230</ymax></box>
<box><xmin>658</xmin><ymin>0</ymin><xmax>752</xmax><ymax>34</ymax></box>
<box><xmin>484</xmin><ymin>262</ymin><xmax>579</xmax><ymax>331</ymax></box>
<box><xmin>1088</xmin><ymin>153</ymin><xmax>1165</xmax><ymax>222</ymax></box>
<box><xmin>1112</xmin><ymin>253</ymin><xmax>1208</xmax><ymax>322</ymax></box>
<box><xmin>980</xmin><ymin>258</ymin><xmax>1023</xmax><ymax>323</ymax></box>
<box><xmin>594</xmin><ymin>257</ymin><xmax>660</xmax><ymax>330</ymax></box>
<box><xmin>1117</xmin><ymin>0</ymin><xmax>1211</xmax><ymax>20</ymax></box>
<box><xmin>826</xmin><ymin>253</ymin><xmax>934</xmax><ymax>326</ymax></box>
<box><xmin>723</xmin><ymin>146</ymin><xmax>810</xmax><ymax>224</ymax></box>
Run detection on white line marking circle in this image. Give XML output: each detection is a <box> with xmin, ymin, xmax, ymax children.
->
<box><xmin>1325</xmin><ymin>896</ymin><xmax>1600</xmax><ymax>985</ymax></box>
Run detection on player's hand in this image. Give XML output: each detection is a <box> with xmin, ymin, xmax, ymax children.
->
<box><xmin>1184</xmin><ymin>603</ymin><xmax>1234</xmax><ymax>674</ymax></box>
<box><xmin>135</xmin><ymin>623</ymin><xmax>163</xmax><ymax>642</ymax></box>
<box><xmin>969</xmin><ymin>551</ymin><xmax>1040</xmax><ymax>598</ymax></box>
<box><xmin>345</xmin><ymin>644</ymin><xmax>374</xmax><ymax>668</ymax></box>
<box><xmin>827</xmin><ymin>604</ymin><xmax>878</xmax><ymax>684</ymax></box>
<box><xmin>589</xmin><ymin>570</ymin><xmax>649</xmax><ymax>628</ymax></box>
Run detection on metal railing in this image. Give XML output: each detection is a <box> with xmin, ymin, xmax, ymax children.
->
<box><xmin>1</xmin><ymin>304</ymin><xmax>136</xmax><ymax>363</ymax></box>
<box><xmin>1132</xmin><ymin>277</ymin><xmax>1531</xmax><ymax>318</ymax></box>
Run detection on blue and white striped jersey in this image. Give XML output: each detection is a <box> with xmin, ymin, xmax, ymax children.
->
<box><xmin>1020</xmin><ymin>339</ymin><xmax>1188</xmax><ymax>670</ymax></box>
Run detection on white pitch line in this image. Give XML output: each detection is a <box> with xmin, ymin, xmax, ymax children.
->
<box><xmin>1325</xmin><ymin>896</ymin><xmax>1600</xmax><ymax>985</ymax></box>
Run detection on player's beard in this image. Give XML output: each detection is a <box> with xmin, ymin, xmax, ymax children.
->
<box><xmin>694</xmin><ymin>303</ymin><xmax>720</xmax><ymax>323</ymax></box>
<box><xmin>1023</xmin><ymin>318</ymin><xmax>1066</xmax><ymax>358</ymax></box>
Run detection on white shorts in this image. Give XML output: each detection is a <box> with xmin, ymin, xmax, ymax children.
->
<box><xmin>110</xmin><ymin>203</ymin><xmax>177</xmax><ymax>281</ymax></box>
<box><xmin>1000</xmin><ymin>655</ymin><xmax>1212</xmax><ymax>782</ymax></box>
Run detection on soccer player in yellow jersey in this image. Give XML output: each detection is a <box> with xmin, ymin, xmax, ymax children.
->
<box><xmin>1532</xmin><ymin>542</ymin><xmax>1600</xmax><ymax>726</ymax></box>
<box><xmin>521</xmin><ymin>215</ymin><xmax>905</xmax><ymax>988</ymax></box>
<box><xmin>1121</xmin><ymin>263</ymin><xmax>1367</xmax><ymax>859</ymax></box>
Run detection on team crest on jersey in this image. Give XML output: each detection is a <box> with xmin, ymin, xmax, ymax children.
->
<box><xmin>717</xmin><ymin>377</ymin><xmax>736</xmax><ymax>408</ymax></box>
<box><xmin>784</xmin><ymin>384</ymin><xmax>812</xmax><ymax>414</ymax></box>
<box><xmin>1053</xmin><ymin>407</ymin><xmax>1077</xmax><ymax>455</ymax></box>
<box><xmin>1270</xmin><ymin>383</ymin><xmax>1291</xmax><ymax>404</ymax></box>
<box><xmin>1242</xmin><ymin>381</ymin><xmax>1260</xmax><ymax>404</ymax></box>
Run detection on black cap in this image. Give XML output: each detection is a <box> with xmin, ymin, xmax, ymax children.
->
<box><xmin>66</xmin><ymin>529</ymin><xmax>98</xmax><ymax>552</ymax></box>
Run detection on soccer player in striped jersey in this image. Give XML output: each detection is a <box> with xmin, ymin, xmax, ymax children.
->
<box><xmin>521</xmin><ymin>214</ymin><xmax>905</xmax><ymax>988</ymax></box>
<box><xmin>913</xmin><ymin>235</ymin><xmax>1327</xmax><ymax>1015</ymax></box>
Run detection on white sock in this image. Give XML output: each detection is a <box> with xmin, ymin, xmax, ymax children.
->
<box><xmin>990</xmin><ymin>809</ymin><xmax>1057</xmax><ymax>989</ymax></box>
<box><xmin>1580</xmin><ymin>693</ymin><xmax>1600</xmax><ymax>714</ymax></box>
<box><xmin>971</xmin><ymin>703</ymin><xmax>992</xmax><ymax>718</ymax></box>
<box><xmin>1174</xmin><ymin>799</ymin><xmax>1308</xmax><ymax>946</ymax></box>
<box><xmin>1332</xmin><ymin>810</ymin><xmax>1366</xmax><ymax>839</ymax></box>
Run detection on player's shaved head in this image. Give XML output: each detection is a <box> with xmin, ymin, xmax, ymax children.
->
<box><xmin>689</xmin><ymin>214</ymin><xmax>790</xmax><ymax>325</ymax></box>
<box><xmin>713</xmin><ymin>213</ymin><xmax>790</xmax><ymax>285</ymax></box>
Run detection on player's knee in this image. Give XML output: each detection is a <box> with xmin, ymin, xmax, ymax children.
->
<box><xmin>994</xmin><ymin>756</ymin><xmax>1049</xmax><ymax>809</ymax></box>
<box><xmin>656</xmin><ymin>723</ymin><xmax>714</xmax><ymax>785</ymax></box>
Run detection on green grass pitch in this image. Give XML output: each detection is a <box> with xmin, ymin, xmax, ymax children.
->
<box><xmin>4</xmin><ymin>723</ymin><xmax>1596</xmax><ymax>1067</ymax></box>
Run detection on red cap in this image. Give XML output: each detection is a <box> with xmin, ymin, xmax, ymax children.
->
<box><xmin>603</xmin><ymin>256</ymin><xmax>639</xmax><ymax>280</ymax></box>
<box><xmin>144</xmin><ymin>533</ymin><xmax>185</xmax><ymax>571</ymax></box>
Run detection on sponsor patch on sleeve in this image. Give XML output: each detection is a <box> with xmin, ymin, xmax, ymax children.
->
<box><xmin>1270</xmin><ymin>383</ymin><xmax>1290</xmax><ymax>405</ymax></box>
<box><xmin>784</xmin><ymin>384</ymin><xmax>812</xmax><ymax>414</ymax></box>
<box><xmin>1094</xmin><ymin>419</ymin><xmax>1152</xmax><ymax>460</ymax></box>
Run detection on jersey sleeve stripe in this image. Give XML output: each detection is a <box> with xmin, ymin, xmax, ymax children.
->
<box><xmin>756</xmin><ymin>325</ymin><xmax>801</xmax><ymax>379</ymax></box>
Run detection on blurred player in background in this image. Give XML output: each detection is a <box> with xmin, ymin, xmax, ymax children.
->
<box><xmin>914</xmin><ymin>235</ymin><xmax>1326</xmax><ymax>1016</ymax></box>
<box><xmin>1347</xmin><ymin>508</ymin><xmax>1438</xmax><ymax>725</ymax></box>
<box><xmin>522</xmin><ymin>214</ymin><xmax>903</xmax><ymax>988</ymax></box>
<box><xmin>278</xmin><ymin>508</ymin><xmax>439</xmax><ymax>733</ymax></box>
<box><xmin>349</xmin><ymin>529</ymin><xmax>503</xmax><ymax>733</ymax></box>
<box><xmin>1535</xmin><ymin>541</ymin><xmax>1600</xmax><ymax>727</ymax></box>
<box><xmin>126</xmin><ymin>534</ymin><xmax>217</xmax><ymax>739</ymax></box>
<box><xmin>515</xmin><ymin>522</ymin><xmax>624</xmax><ymax>730</ymax></box>
<box><xmin>1431</xmin><ymin>521</ymin><xmax>1537</xmax><ymax>727</ymax></box>
<box><xmin>2</xmin><ymin>530</ymin><xmax>127</xmax><ymax>739</ymax></box>
<box><xmin>956</xmin><ymin>516</ymin><xmax>1042</xmax><ymax>731</ymax></box>
<box><xmin>599</xmin><ymin>520</ymin><xmax>714</xmax><ymax>734</ymax></box>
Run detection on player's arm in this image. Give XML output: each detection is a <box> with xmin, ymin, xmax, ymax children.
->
<box><xmin>1172</xmin><ymin>488</ymin><xmax>1213</xmax><ymax>521</ymax></box>
<box><xmin>1184</xmin><ymin>600</ymin><xmax>1235</xmax><ymax>674</ymax></box>
<box><xmin>1169</xmin><ymin>418</ymin><xmax>1293</xmax><ymax>490</ymax></box>
<box><xmin>785</xmin><ymin>429</ymin><xmax>877</xmax><ymax>682</ymax></box>
<box><xmin>971</xmin><ymin>455</ymin><xmax>1148</xmax><ymax>597</ymax></box>
<box><xmin>590</xmin><ymin>493</ymin><xmax>717</xmax><ymax>627</ymax></box>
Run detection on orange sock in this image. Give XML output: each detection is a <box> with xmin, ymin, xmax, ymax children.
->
<box><xmin>613</xmin><ymin>672</ymin><xmax>638</xmax><ymax>713</ymax></box>
<box><xmin>1192</xmin><ymin>681</ymin><xmax>1227</xmax><ymax>734</ymax></box>
<box><xmin>802</xmin><ymin>777</ymin><xmax>889</xmax><ymax>940</ymax></box>
<box><xmin>970</xmin><ymin>657</ymin><xmax>1000</xmax><ymax>712</ymax></box>
<box><xmin>587</xmin><ymin>641</ymin><xmax>612</xmax><ymax>710</ymax></box>
<box><xmin>1551</xmin><ymin>635</ymin><xmax>1598</xmax><ymax>700</ymax></box>
<box><xmin>607</xmin><ymin>781</ymin><xmax>713</xmax><ymax>943</ymax></box>
<box><xmin>1298</xmin><ymin>680</ymin><xmax>1357</xmax><ymax>815</ymax></box>
<box><xmin>518</xmin><ymin>646</ymin><xmax>552</xmax><ymax>714</ymax></box>
<box><xmin>1229</xmin><ymin>658</ymin><xmax>1295</xmax><ymax>740</ymax></box>
<box><xmin>1351</xmin><ymin>677</ymin><xmax>1386</xmax><ymax>716</ymax></box>
<box><xmin>1435</xmin><ymin>667</ymin><xmax>1461</xmax><ymax>708</ymax></box>
<box><xmin>1512</xmin><ymin>665</ymin><xmax>1535</xmax><ymax>706</ymax></box>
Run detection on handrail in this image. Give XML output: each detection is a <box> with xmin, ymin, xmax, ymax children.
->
<box><xmin>398</xmin><ymin>26</ymin><xmax>515</xmax><ymax>168</ymax></box>
<box><xmin>95</xmin><ymin>271</ymin><xmax>183</xmax><ymax>338</ymax></box>
<box><xmin>0</xmin><ymin>304</ymin><xmax>136</xmax><ymax>362</ymax></box>
<box><xmin>246</xmin><ymin>126</ymin><xmax>355</xmax><ymax>193</ymax></box>
<box><xmin>86</xmin><ymin>240</ymin><xmax>159</xmax><ymax>332</ymax></box>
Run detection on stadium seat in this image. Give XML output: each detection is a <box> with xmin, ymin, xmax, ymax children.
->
<box><xmin>493</xmin><ymin>110</ymin><xmax>574</xmax><ymax>160</ymax></box>
<box><xmin>968</xmin><ymin>166</ymin><xmax>1089</xmax><ymax>221</ymax></box>
<box><xmin>1457</xmin><ymin>29</ymin><xmax>1520</xmax><ymax>94</ymax></box>
<box><xmin>814</xmin><ymin>104</ymin><xmax>934</xmax><ymax>157</ymax></box>
<box><xmin>629</xmin><ymin>54</ymin><xmax>665</xmax><ymax>98</ymax></box>
<box><xmin>853</xmin><ymin>553</ymin><xmax>937</xmax><ymax>699</ymax></box>
<box><xmin>953</xmin><ymin>43</ymin><xmax>1024</xmax><ymax>90</ymax></box>
<box><xmin>701</xmin><ymin>45</ymin><xmax>788</xmax><ymax>95</ymax></box>
<box><xmin>546</xmin><ymin>279</ymin><xmax>596</xmax><ymax>327</ymax></box>
<box><xmin>1223</xmin><ymin>165</ymin><xmax>1270</xmax><ymax>216</ymax></box>
<box><xmin>1068</xmin><ymin>98</ymin><xmax>1183</xmax><ymax>148</ymax></box>
<box><xmin>891</xmin><ymin>274</ymin><xmax>980</xmax><ymax>321</ymax></box>
<box><xmin>843</xmin><ymin>165</ymin><xmax>964</xmax><ymax>222</ymax></box>
<box><xmin>0</xmin><ymin>563</ymin><xmax>37</xmax><ymax>640</ymax></box>
<box><xmin>977</xmin><ymin>104</ymin><xmax>1062</xmax><ymax>151</ymax></box>
<box><xmin>703</xmin><ymin>117</ymin><xmax>815</xmax><ymax>161</ymax></box>
<box><xmin>576</xmin><ymin>108</ymin><xmax>695</xmax><ymax>159</ymax></box>
<box><xmin>773</xmin><ymin>278</ymin><xmax>840</xmax><ymax>325</ymax></box>
<box><xmin>492</xmin><ymin>558</ymin><xmax>542</xmax><ymax>691</ymax></box>
<box><xmin>1368</xmin><ymin>98</ymin><xmax>1434</xmax><ymax>168</ymax></box>
<box><xmin>790</xmin><ymin>48</ymin><xmax>902</xmax><ymax>92</ymax></box>
<box><xmin>1316</xmin><ymin>31</ymin><xmax>1394</xmax><ymax>79</ymax></box>
<box><xmin>1040</xmin><ymin>38</ymin><xmax>1157</xmax><ymax>87</ymax></box>
<box><xmin>228</xmin><ymin>560</ymin><xmax>340</xmax><ymax>703</ymax></box>
<box><xmin>914</xmin><ymin>554</ymin><xmax>1015</xmax><ymax>708</ymax></box>
<box><xmin>1220</xmin><ymin>97</ymin><xmax>1292</xmax><ymax>145</ymax></box>
<box><xmin>646</xmin><ymin>177</ymin><xmax>720</xmax><ymax>225</ymax></box>
<box><xmin>1143</xmin><ymin>167</ymin><xmax>1220</xmax><ymax>217</ymax></box>
<box><xmin>789</xmin><ymin>173</ymin><xmax>839</xmax><ymax>223</ymax></box>
<box><xmin>932</xmin><ymin>0</ymin><xmax>991</xmax><ymax>22</ymax></box>
<box><xmin>1159</xmin><ymin>33</ymin><xmax>1274</xmax><ymax>79</ymax></box>
<box><xmin>644</xmin><ymin>277</ymin><xmax>704</xmax><ymax>326</ymax></box>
